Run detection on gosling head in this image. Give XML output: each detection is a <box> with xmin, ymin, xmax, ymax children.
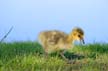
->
<box><xmin>71</xmin><ymin>27</ymin><xmax>85</xmax><ymax>44</ymax></box>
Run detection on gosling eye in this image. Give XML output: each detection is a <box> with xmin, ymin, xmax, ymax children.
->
<box><xmin>78</xmin><ymin>34</ymin><xmax>80</xmax><ymax>37</ymax></box>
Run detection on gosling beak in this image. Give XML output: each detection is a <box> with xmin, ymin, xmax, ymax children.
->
<box><xmin>82</xmin><ymin>39</ymin><xmax>85</xmax><ymax>44</ymax></box>
<box><xmin>80</xmin><ymin>39</ymin><xmax>85</xmax><ymax>44</ymax></box>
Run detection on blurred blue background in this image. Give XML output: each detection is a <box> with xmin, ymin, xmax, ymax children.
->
<box><xmin>0</xmin><ymin>0</ymin><xmax>108</xmax><ymax>43</ymax></box>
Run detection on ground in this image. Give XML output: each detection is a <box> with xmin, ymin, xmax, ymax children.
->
<box><xmin>0</xmin><ymin>42</ymin><xmax>108</xmax><ymax>71</ymax></box>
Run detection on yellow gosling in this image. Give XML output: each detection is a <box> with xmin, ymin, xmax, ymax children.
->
<box><xmin>38</xmin><ymin>27</ymin><xmax>85</xmax><ymax>63</ymax></box>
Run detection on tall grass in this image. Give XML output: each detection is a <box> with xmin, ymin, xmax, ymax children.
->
<box><xmin>0</xmin><ymin>42</ymin><xmax>108</xmax><ymax>71</ymax></box>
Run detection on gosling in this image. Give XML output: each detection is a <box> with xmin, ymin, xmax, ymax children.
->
<box><xmin>38</xmin><ymin>27</ymin><xmax>85</xmax><ymax>62</ymax></box>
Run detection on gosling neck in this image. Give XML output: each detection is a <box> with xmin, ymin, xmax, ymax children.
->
<box><xmin>67</xmin><ymin>34</ymin><xmax>74</xmax><ymax>44</ymax></box>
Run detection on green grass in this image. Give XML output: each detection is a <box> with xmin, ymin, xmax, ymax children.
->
<box><xmin>0</xmin><ymin>42</ymin><xmax>108</xmax><ymax>71</ymax></box>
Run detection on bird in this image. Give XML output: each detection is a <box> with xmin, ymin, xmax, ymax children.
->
<box><xmin>38</xmin><ymin>27</ymin><xmax>85</xmax><ymax>63</ymax></box>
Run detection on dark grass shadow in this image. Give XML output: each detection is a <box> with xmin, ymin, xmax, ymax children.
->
<box><xmin>64</xmin><ymin>52</ymin><xmax>85</xmax><ymax>60</ymax></box>
<box><xmin>50</xmin><ymin>51</ymin><xmax>85</xmax><ymax>60</ymax></box>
